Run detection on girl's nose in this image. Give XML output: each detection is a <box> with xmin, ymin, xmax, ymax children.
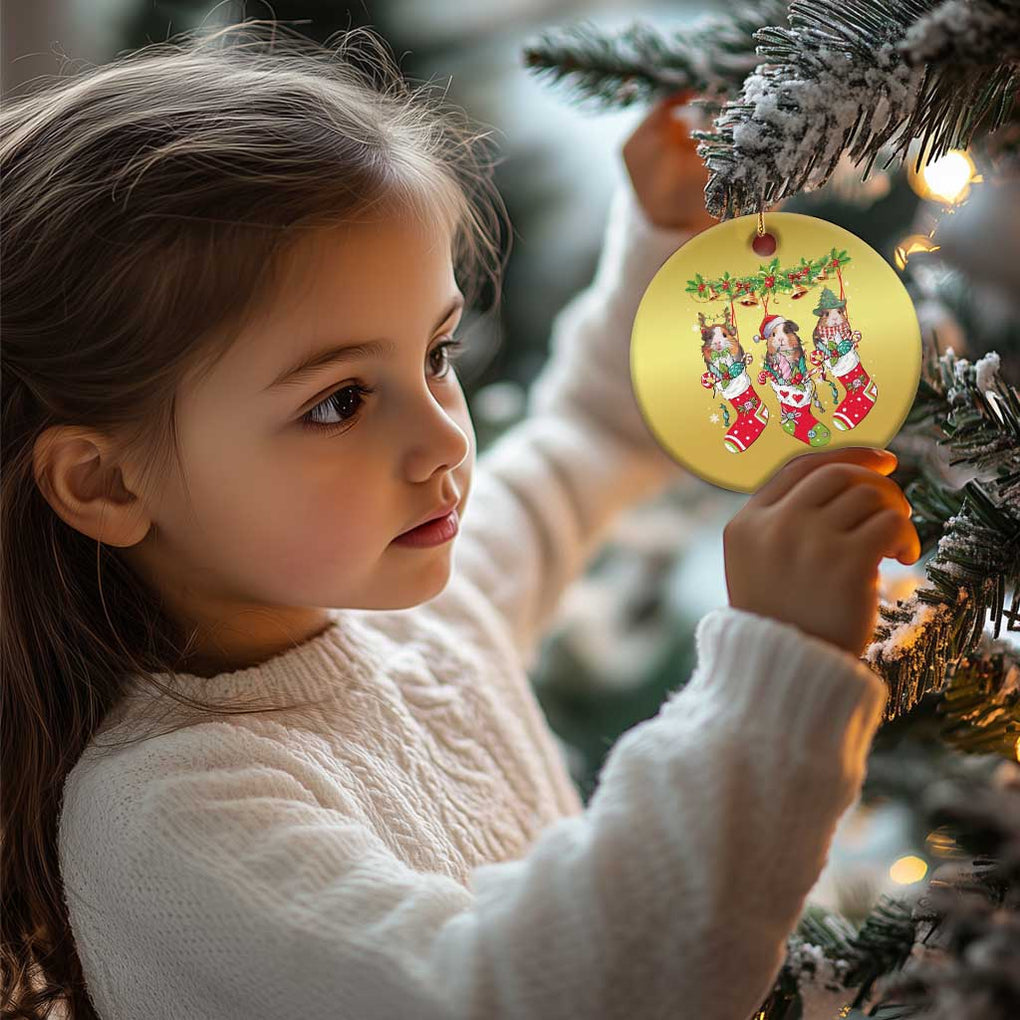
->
<box><xmin>401</xmin><ymin>387</ymin><xmax>471</xmax><ymax>484</ymax></box>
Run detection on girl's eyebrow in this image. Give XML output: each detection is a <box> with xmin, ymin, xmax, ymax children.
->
<box><xmin>264</xmin><ymin>294</ymin><xmax>465</xmax><ymax>393</ymax></box>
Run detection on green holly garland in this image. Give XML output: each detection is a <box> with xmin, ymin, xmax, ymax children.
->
<box><xmin>685</xmin><ymin>247</ymin><xmax>852</xmax><ymax>303</ymax></box>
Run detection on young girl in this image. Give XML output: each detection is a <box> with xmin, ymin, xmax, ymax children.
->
<box><xmin>1</xmin><ymin>21</ymin><xmax>919</xmax><ymax>1020</ymax></box>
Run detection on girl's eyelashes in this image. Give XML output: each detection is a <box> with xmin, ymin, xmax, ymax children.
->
<box><xmin>299</xmin><ymin>383</ymin><xmax>375</xmax><ymax>437</ymax></box>
<box><xmin>428</xmin><ymin>335</ymin><xmax>463</xmax><ymax>381</ymax></box>
<box><xmin>298</xmin><ymin>336</ymin><xmax>464</xmax><ymax>437</ymax></box>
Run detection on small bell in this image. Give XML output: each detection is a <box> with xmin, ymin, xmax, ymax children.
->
<box><xmin>738</xmin><ymin>291</ymin><xmax>759</xmax><ymax>307</ymax></box>
<box><xmin>707</xmin><ymin>285</ymin><xmax>720</xmax><ymax>301</ymax></box>
<box><xmin>790</xmin><ymin>283</ymin><xmax>809</xmax><ymax>300</ymax></box>
<box><xmin>815</xmin><ymin>266</ymin><xmax>828</xmax><ymax>281</ymax></box>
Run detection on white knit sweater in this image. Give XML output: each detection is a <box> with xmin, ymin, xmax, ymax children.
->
<box><xmin>58</xmin><ymin>175</ymin><xmax>889</xmax><ymax>1020</ymax></box>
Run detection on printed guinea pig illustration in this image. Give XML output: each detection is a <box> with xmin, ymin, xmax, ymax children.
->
<box><xmin>754</xmin><ymin>315</ymin><xmax>831</xmax><ymax>448</ymax></box>
<box><xmin>811</xmin><ymin>287</ymin><xmax>878</xmax><ymax>430</ymax></box>
<box><xmin>698</xmin><ymin>307</ymin><xmax>769</xmax><ymax>453</ymax></box>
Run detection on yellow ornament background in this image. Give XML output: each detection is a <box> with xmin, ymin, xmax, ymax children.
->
<box><xmin>630</xmin><ymin>213</ymin><xmax>922</xmax><ymax>493</ymax></box>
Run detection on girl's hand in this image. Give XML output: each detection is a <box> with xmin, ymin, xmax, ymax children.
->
<box><xmin>621</xmin><ymin>91</ymin><xmax>718</xmax><ymax>234</ymax></box>
<box><xmin>723</xmin><ymin>448</ymin><xmax>921</xmax><ymax>659</ymax></box>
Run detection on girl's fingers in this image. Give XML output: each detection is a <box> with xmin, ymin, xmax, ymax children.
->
<box><xmin>792</xmin><ymin>464</ymin><xmax>912</xmax><ymax>516</ymax></box>
<box><xmin>754</xmin><ymin>448</ymin><xmax>897</xmax><ymax>509</ymax></box>
<box><xmin>853</xmin><ymin>507</ymin><xmax>922</xmax><ymax>565</ymax></box>
<box><xmin>822</xmin><ymin>479</ymin><xmax>912</xmax><ymax>532</ymax></box>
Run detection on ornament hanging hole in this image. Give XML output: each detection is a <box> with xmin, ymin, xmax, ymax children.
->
<box><xmin>752</xmin><ymin>231</ymin><xmax>778</xmax><ymax>257</ymax></box>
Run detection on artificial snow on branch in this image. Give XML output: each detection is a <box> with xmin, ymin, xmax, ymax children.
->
<box><xmin>694</xmin><ymin>0</ymin><xmax>1020</xmax><ymax>217</ymax></box>
<box><xmin>524</xmin><ymin>1</ymin><xmax>1018</xmax><ymax>218</ymax></box>
<box><xmin>864</xmin><ymin>348</ymin><xmax>1020</xmax><ymax>721</ymax></box>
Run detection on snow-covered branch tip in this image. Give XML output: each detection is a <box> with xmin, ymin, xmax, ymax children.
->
<box><xmin>694</xmin><ymin>0</ymin><xmax>1019</xmax><ymax>218</ymax></box>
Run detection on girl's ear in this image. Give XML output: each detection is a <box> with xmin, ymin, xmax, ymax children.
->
<box><xmin>32</xmin><ymin>426</ymin><xmax>152</xmax><ymax>549</ymax></box>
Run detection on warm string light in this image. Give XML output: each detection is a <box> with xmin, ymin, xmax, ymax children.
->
<box><xmin>894</xmin><ymin>234</ymin><xmax>940</xmax><ymax>272</ymax></box>
<box><xmin>879</xmin><ymin>567</ymin><xmax>924</xmax><ymax>605</ymax></box>
<box><xmin>896</xmin><ymin>144</ymin><xmax>983</xmax><ymax>272</ymax></box>
<box><xmin>909</xmin><ymin>148</ymin><xmax>981</xmax><ymax>205</ymax></box>
<box><xmin>889</xmin><ymin>854</ymin><xmax>928</xmax><ymax>885</ymax></box>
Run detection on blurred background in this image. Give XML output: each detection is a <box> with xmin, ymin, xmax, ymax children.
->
<box><xmin>4</xmin><ymin>0</ymin><xmax>1018</xmax><ymax>931</ymax></box>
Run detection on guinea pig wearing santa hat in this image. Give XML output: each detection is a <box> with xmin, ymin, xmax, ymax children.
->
<box><xmin>758</xmin><ymin>315</ymin><xmax>807</xmax><ymax>385</ymax></box>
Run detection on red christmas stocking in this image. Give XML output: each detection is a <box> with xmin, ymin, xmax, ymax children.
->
<box><xmin>774</xmin><ymin>384</ymin><xmax>831</xmax><ymax>447</ymax></box>
<box><xmin>722</xmin><ymin>379</ymin><xmax>770</xmax><ymax>453</ymax></box>
<box><xmin>831</xmin><ymin>359</ymin><xmax>878</xmax><ymax>431</ymax></box>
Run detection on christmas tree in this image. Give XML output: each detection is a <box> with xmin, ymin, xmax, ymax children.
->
<box><xmin>525</xmin><ymin>2</ymin><xmax>1019</xmax><ymax>1016</ymax></box>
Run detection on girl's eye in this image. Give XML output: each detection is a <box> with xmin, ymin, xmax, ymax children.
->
<box><xmin>298</xmin><ymin>337</ymin><xmax>464</xmax><ymax>437</ymax></box>
<box><xmin>299</xmin><ymin>384</ymin><xmax>374</xmax><ymax>437</ymax></box>
<box><xmin>428</xmin><ymin>336</ymin><xmax>463</xmax><ymax>380</ymax></box>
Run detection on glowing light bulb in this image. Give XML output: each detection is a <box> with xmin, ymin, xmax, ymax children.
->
<box><xmin>889</xmin><ymin>854</ymin><xmax>928</xmax><ymax>885</ymax></box>
<box><xmin>894</xmin><ymin>234</ymin><xmax>941</xmax><ymax>271</ymax></box>
<box><xmin>908</xmin><ymin>148</ymin><xmax>980</xmax><ymax>206</ymax></box>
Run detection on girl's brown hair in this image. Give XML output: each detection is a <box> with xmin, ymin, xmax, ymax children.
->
<box><xmin>0</xmin><ymin>19</ymin><xmax>509</xmax><ymax>1018</ymax></box>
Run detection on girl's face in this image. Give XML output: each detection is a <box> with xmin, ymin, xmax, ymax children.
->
<box><xmin>123</xmin><ymin>200</ymin><xmax>475</xmax><ymax>674</ymax></box>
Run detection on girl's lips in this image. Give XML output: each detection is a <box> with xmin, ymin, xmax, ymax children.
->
<box><xmin>391</xmin><ymin>508</ymin><xmax>459</xmax><ymax>548</ymax></box>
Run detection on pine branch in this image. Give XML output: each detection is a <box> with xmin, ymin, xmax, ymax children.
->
<box><xmin>864</xmin><ymin>640</ymin><xmax>1020</xmax><ymax>760</ymax></box>
<box><xmin>875</xmin><ymin>761</ymin><xmax>1020</xmax><ymax>1018</ymax></box>
<box><xmin>759</xmin><ymin>755</ymin><xmax>1020</xmax><ymax>1019</ymax></box>
<box><xmin>903</xmin><ymin>263</ymin><xmax>1020</xmax><ymax>388</ymax></box>
<box><xmin>694</xmin><ymin>0</ymin><xmax>1020</xmax><ymax>217</ymax></box>
<box><xmin>756</xmin><ymin>898</ymin><xmax>918</xmax><ymax>1018</ymax></box>
<box><xmin>936</xmin><ymin>645</ymin><xmax>1020</xmax><ymax>757</ymax></box>
<box><xmin>520</xmin><ymin>2</ymin><xmax>789</xmax><ymax>112</ymax></box>
<box><xmin>902</xmin><ymin>0</ymin><xmax>1020</xmax><ymax>66</ymax></box>
<box><xmin>863</xmin><ymin>348</ymin><xmax>1020</xmax><ymax>721</ymax></box>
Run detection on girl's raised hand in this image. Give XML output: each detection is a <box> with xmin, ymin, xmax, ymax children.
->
<box><xmin>621</xmin><ymin>90</ymin><xmax>718</xmax><ymax>234</ymax></box>
<box><xmin>723</xmin><ymin>448</ymin><xmax>922</xmax><ymax>659</ymax></box>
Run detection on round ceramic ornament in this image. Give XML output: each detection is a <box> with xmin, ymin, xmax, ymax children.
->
<box><xmin>630</xmin><ymin>213</ymin><xmax>922</xmax><ymax>493</ymax></box>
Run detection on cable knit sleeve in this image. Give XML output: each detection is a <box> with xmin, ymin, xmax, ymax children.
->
<box><xmin>452</xmin><ymin>173</ymin><xmax>701</xmax><ymax>671</ymax></box>
<box><xmin>59</xmin><ymin>606</ymin><xmax>888</xmax><ymax>1020</ymax></box>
